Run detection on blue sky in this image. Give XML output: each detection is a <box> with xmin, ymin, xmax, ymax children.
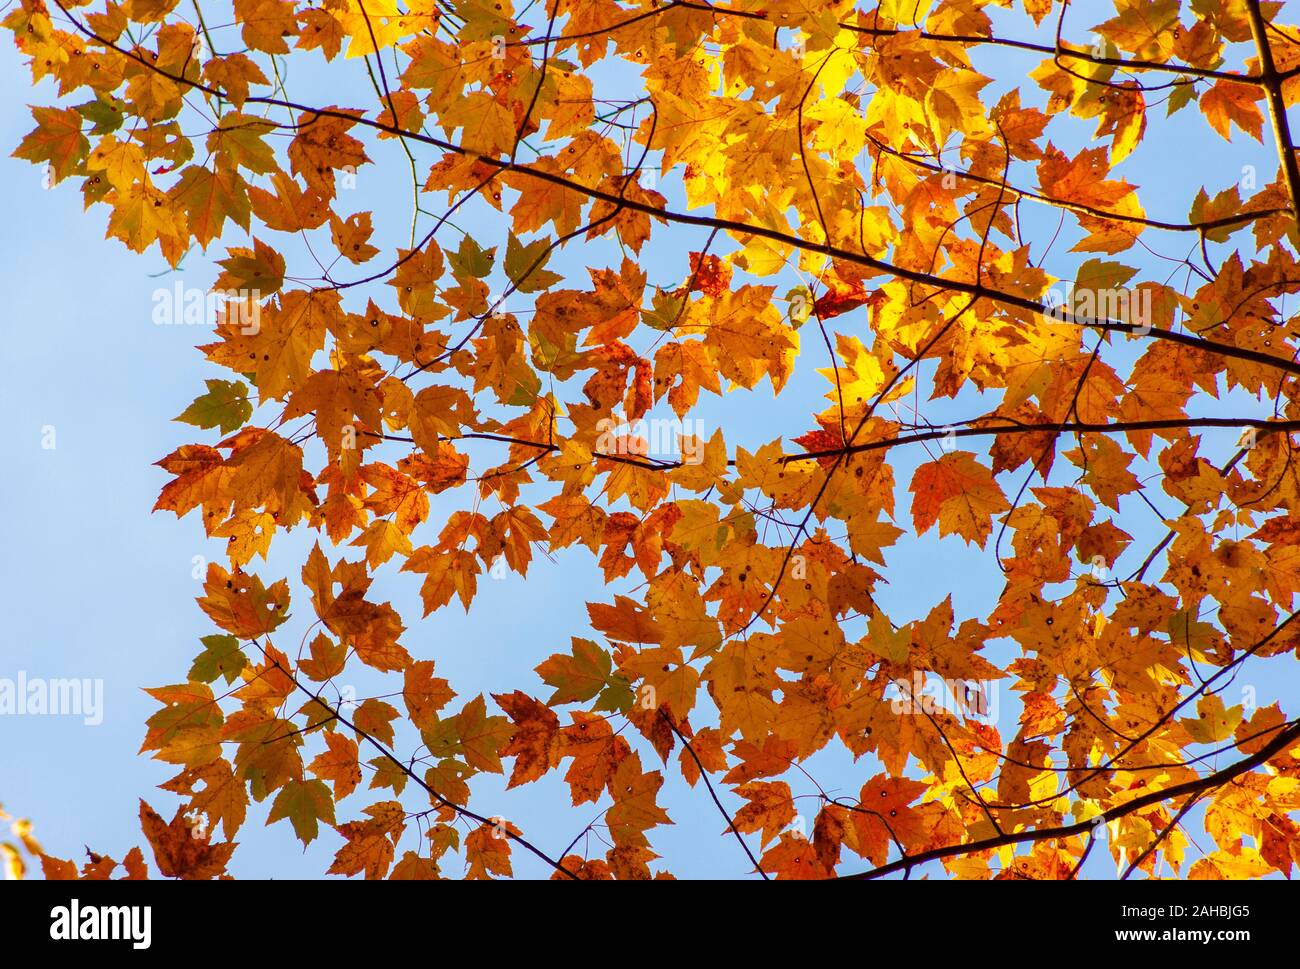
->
<box><xmin>3</xmin><ymin>5</ymin><xmax>1298</xmax><ymax>879</ymax></box>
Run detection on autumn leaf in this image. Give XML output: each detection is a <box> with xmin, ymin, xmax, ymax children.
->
<box><xmin>909</xmin><ymin>451</ymin><xmax>1011</xmax><ymax>547</ymax></box>
<box><xmin>196</xmin><ymin>563</ymin><xmax>291</xmax><ymax>638</ymax></box>
<box><xmin>1201</xmin><ymin>80</ymin><xmax>1265</xmax><ymax>142</ymax></box>
<box><xmin>403</xmin><ymin>660</ymin><xmax>456</xmax><ymax>730</ymax></box>
<box><xmin>308</xmin><ymin>732</ymin><xmax>362</xmax><ymax>801</ymax></box>
<box><xmin>327</xmin><ymin>801</ymin><xmax>405</xmax><ymax>880</ymax></box>
<box><xmin>14</xmin><ymin>105</ymin><xmax>88</xmax><ymax>183</ymax></box>
<box><xmin>139</xmin><ymin>800</ymin><xmax>236</xmax><ymax>880</ymax></box>
<box><xmin>732</xmin><ymin>781</ymin><xmax>796</xmax><ymax>847</ymax></box>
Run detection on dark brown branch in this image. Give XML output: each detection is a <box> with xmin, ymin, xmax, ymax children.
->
<box><xmin>660</xmin><ymin>712</ymin><xmax>769</xmax><ymax>880</ymax></box>
<box><xmin>839</xmin><ymin>719</ymin><xmax>1300</xmax><ymax>880</ymax></box>
<box><xmin>1247</xmin><ymin>0</ymin><xmax>1300</xmax><ymax>220</ymax></box>
<box><xmin>371</xmin><ymin>414</ymin><xmax>1300</xmax><ymax>478</ymax></box>
<box><xmin>1120</xmin><ymin>791</ymin><xmax>1206</xmax><ymax>880</ymax></box>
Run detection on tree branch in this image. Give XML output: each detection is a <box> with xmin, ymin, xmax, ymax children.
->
<box><xmin>839</xmin><ymin>719</ymin><xmax>1300</xmax><ymax>880</ymax></box>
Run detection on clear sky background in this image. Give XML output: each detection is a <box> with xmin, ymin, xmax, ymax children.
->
<box><xmin>3</xmin><ymin>3</ymin><xmax>1299</xmax><ymax>879</ymax></box>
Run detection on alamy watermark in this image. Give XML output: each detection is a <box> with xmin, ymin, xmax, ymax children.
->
<box><xmin>1043</xmin><ymin>283</ymin><xmax>1152</xmax><ymax>335</ymax></box>
<box><xmin>595</xmin><ymin>416</ymin><xmax>708</xmax><ymax>464</ymax></box>
<box><xmin>0</xmin><ymin>672</ymin><xmax>104</xmax><ymax>726</ymax></box>
<box><xmin>50</xmin><ymin>900</ymin><xmax>151</xmax><ymax>949</ymax></box>
<box><xmin>886</xmin><ymin>671</ymin><xmax>998</xmax><ymax>724</ymax></box>
<box><xmin>152</xmin><ymin>282</ymin><xmax>261</xmax><ymax>334</ymax></box>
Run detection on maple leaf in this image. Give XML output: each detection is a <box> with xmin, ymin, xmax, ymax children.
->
<box><xmin>268</xmin><ymin>779</ymin><xmax>336</xmax><ymax>845</ymax></box>
<box><xmin>196</xmin><ymin>563</ymin><xmax>290</xmax><ymax>638</ymax></box>
<box><xmin>287</xmin><ymin>107</ymin><xmax>369</xmax><ymax>197</ymax></box>
<box><xmin>216</xmin><ymin>237</ymin><xmax>286</xmax><ymax>294</ymax></box>
<box><xmin>494</xmin><ymin>691</ymin><xmax>561</xmax><ymax>788</ymax></box>
<box><xmin>139</xmin><ymin>800</ymin><xmax>236</xmax><ymax>879</ymax></box>
<box><xmin>1201</xmin><ymin>79</ymin><xmax>1265</xmax><ymax>142</ymax></box>
<box><xmin>732</xmin><ymin>781</ymin><xmax>796</xmax><ymax>847</ymax></box>
<box><xmin>403</xmin><ymin>660</ymin><xmax>456</xmax><ymax>731</ymax></box>
<box><xmin>330</xmin><ymin>211</ymin><xmax>380</xmax><ymax>263</ymax></box>
<box><xmin>187</xmin><ymin>634</ymin><xmax>248</xmax><ymax>685</ymax></box>
<box><xmin>465</xmin><ymin>820</ymin><xmax>519</xmax><ymax>880</ymax></box>
<box><xmin>605</xmin><ymin>753</ymin><xmax>671</xmax><ymax>848</ymax></box>
<box><xmin>308</xmin><ymin>732</ymin><xmax>363</xmax><ymax>801</ymax></box>
<box><xmin>176</xmin><ymin>379</ymin><xmax>253</xmax><ymax>435</ymax></box>
<box><xmin>851</xmin><ymin>776</ymin><xmax>930</xmax><ymax>867</ymax></box>
<box><xmin>759</xmin><ymin>833</ymin><xmax>829</xmax><ymax>880</ymax></box>
<box><xmin>170</xmin><ymin>164</ymin><xmax>251</xmax><ymax>248</ymax></box>
<box><xmin>909</xmin><ymin>452</ymin><xmax>1011</xmax><ymax>547</ymax></box>
<box><xmin>166</xmin><ymin>759</ymin><xmax>248</xmax><ymax>841</ymax></box>
<box><xmin>327</xmin><ymin>802</ymin><xmax>405</xmax><ymax>880</ymax></box>
<box><xmin>403</xmin><ymin>546</ymin><xmax>480</xmax><ymax>614</ymax></box>
<box><xmin>15</xmin><ymin>105</ymin><xmax>89</xmax><ymax>184</ymax></box>
<box><xmin>536</xmin><ymin>637</ymin><xmax>631</xmax><ymax>710</ymax></box>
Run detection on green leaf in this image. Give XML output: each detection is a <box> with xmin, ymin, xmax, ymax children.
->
<box><xmin>421</xmin><ymin>696</ymin><xmax>512</xmax><ymax>773</ymax></box>
<box><xmin>75</xmin><ymin>96</ymin><xmax>124</xmax><ymax>135</ymax></box>
<box><xmin>448</xmin><ymin>234</ymin><xmax>494</xmax><ymax>279</ymax></box>
<box><xmin>505</xmin><ymin>369</ymin><xmax>542</xmax><ymax>407</ymax></box>
<box><xmin>867</xmin><ymin>610</ymin><xmax>910</xmax><ymax>664</ymax></box>
<box><xmin>596</xmin><ymin>675</ymin><xmax>635</xmax><ymax>714</ymax></box>
<box><xmin>209</xmin><ymin>114</ymin><xmax>278</xmax><ymax>175</ymax></box>
<box><xmin>504</xmin><ymin>233</ymin><xmax>563</xmax><ymax>293</ymax></box>
<box><xmin>535</xmin><ymin>638</ymin><xmax>634</xmax><ymax>712</ymax></box>
<box><xmin>267</xmin><ymin>779</ymin><xmax>335</xmax><ymax>846</ymax></box>
<box><xmin>1166</xmin><ymin>78</ymin><xmax>1196</xmax><ymax>117</ymax></box>
<box><xmin>454</xmin><ymin>695</ymin><xmax>512</xmax><ymax>773</ymax></box>
<box><xmin>176</xmin><ymin>379</ymin><xmax>253</xmax><ymax>434</ymax></box>
<box><xmin>536</xmin><ymin>637</ymin><xmax>612</xmax><ymax>705</ymax></box>
<box><xmin>642</xmin><ymin>286</ymin><xmax>686</xmax><ymax>330</ymax></box>
<box><xmin>1074</xmin><ymin>259</ymin><xmax>1137</xmax><ymax>293</ymax></box>
<box><xmin>188</xmin><ymin>634</ymin><xmax>248</xmax><ymax>685</ymax></box>
<box><xmin>367</xmin><ymin>756</ymin><xmax>410</xmax><ymax>795</ymax></box>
